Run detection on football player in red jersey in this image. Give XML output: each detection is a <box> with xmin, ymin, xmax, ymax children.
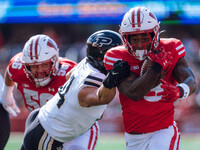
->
<box><xmin>2</xmin><ymin>34</ymin><xmax>77</xmax><ymax>115</ymax></box>
<box><xmin>104</xmin><ymin>7</ymin><xmax>196</xmax><ymax>150</ymax></box>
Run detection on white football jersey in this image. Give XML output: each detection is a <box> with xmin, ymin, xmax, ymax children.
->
<box><xmin>38</xmin><ymin>58</ymin><xmax>107</xmax><ymax>142</ymax></box>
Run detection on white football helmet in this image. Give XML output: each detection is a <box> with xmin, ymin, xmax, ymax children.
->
<box><xmin>120</xmin><ymin>7</ymin><xmax>160</xmax><ymax>61</ymax></box>
<box><xmin>22</xmin><ymin>34</ymin><xmax>59</xmax><ymax>87</ymax></box>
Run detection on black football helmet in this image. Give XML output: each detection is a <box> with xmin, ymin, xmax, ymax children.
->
<box><xmin>86</xmin><ymin>30</ymin><xmax>123</xmax><ymax>74</ymax></box>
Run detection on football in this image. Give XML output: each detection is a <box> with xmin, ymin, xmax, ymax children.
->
<box><xmin>140</xmin><ymin>58</ymin><xmax>166</xmax><ymax>87</ymax></box>
<box><xmin>140</xmin><ymin>57</ymin><xmax>153</xmax><ymax>76</ymax></box>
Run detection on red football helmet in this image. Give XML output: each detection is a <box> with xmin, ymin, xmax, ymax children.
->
<box><xmin>120</xmin><ymin>7</ymin><xmax>160</xmax><ymax>61</ymax></box>
<box><xmin>22</xmin><ymin>34</ymin><xmax>59</xmax><ymax>87</ymax></box>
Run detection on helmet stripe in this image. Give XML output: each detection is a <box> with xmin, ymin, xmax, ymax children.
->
<box><xmin>30</xmin><ymin>39</ymin><xmax>34</xmax><ymax>60</ymax></box>
<box><xmin>131</xmin><ymin>9</ymin><xmax>135</xmax><ymax>28</ymax></box>
<box><xmin>35</xmin><ymin>36</ymin><xmax>40</xmax><ymax>60</ymax></box>
<box><xmin>137</xmin><ymin>7</ymin><xmax>141</xmax><ymax>27</ymax></box>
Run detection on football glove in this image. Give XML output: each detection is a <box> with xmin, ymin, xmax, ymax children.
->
<box><xmin>2</xmin><ymin>85</ymin><xmax>20</xmax><ymax>117</ymax></box>
<box><xmin>103</xmin><ymin>60</ymin><xmax>130</xmax><ymax>89</ymax></box>
<box><xmin>148</xmin><ymin>49</ymin><xmax>172</xmax><ymax>71</ymax></box>
<box><xmin>157</xmin><ymin>79</ymin><xmax>181</xmax><ymax>103</ymax></box>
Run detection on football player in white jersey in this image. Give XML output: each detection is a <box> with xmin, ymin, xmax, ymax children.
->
<box><xmin>20</xmin><ymin>30</ymin><xmax>130</xmax><ymax>150</ymax></box>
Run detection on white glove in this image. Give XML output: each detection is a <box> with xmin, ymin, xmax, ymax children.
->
<box><xmin>2</xmin><ymin>84</ymin><xmax>20</xmax><ymax>117</ymax></box>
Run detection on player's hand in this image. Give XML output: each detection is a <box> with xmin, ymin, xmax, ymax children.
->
<box><xmin>148</xmin><ymin>48</ymin><xmax>172</xmax><ymax>70</ymax></box>
<box><xmin>157</xmin><ymin>79</ymin><xmax>181</xmax><ymax>103</ymax></box>
<box><xmin>103</xmin><ymin>60</ymin><xmax>130</xmax><ymax>89</ymax></box>
<box><xmin>2</xmin><ymin>96</ymin><xmax>20</xmax><ymax>117</ymax></box>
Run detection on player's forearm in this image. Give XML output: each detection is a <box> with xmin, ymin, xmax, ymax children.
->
<box><xmin>173</xmin><ymin>57</ymin><xmax>196</xmax><ymax>97</ymax></box>
<box><xmin>177</xmin><ymin>76</ymin><xmax>196</xmax><ymax>97</ymax></box>
<box><xmin>97</xmin><ymin>85</ymin><xmax>116</xmax><ymax>104</ymax></box>
<box><xmin>78</xmin><ymin>86</ymin><xmax>116</xmax><ymax>107</ymax></box>
<box><xmin>2</xmin><ymin>70</ymin><xmax>15</xmax><ymax>101</ymax></box>
<box><xmin>2</xmin><ymin>84</ymin><xmax>14</xmax><ymax>99</ymax></box>
<box><xmin>4</xmin><ymin>69</ymin><xmax>15</xmax><ymax>86</ymax></box>
<box><xmin>119</xmin><ymin>69</ymin><xmax>161</xmax><ymax>101</ymax></box>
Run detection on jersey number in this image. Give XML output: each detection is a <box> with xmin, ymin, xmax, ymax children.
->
<box><xmin>57</xmin><ymin>75</ymin><xmax>75</xmax><ymax>109</ymax></box>
<box><xmin>12</xmin><ymin>57</ymin><xmax>22</xmax><ymax>69</ymax></box>
<box><xmin>23</xmin><ymin>88</ymin><xmax>53</xmax><ymax>112</ymax></box>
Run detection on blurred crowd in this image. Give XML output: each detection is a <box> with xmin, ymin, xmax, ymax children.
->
<box><xmin>0</xmin><ymin>23</ymin><xmax>200</xmax><ymax>133</ymax></box>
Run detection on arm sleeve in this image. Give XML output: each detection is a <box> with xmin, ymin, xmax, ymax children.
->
<box><xmin>83</xmin><ymin>72</ymin><xmax>105</xmax><ymax>88</ymax></box>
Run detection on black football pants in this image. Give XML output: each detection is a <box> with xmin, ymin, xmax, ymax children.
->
<box><xmin>0</xmin><ymin>103</ymin><xmax>10</xmax><ymax>150</ymax></box>
<box><xmin>20</xmin><ymin>109</ymin><xmax>63</xmax><ymax>150</ymax></box>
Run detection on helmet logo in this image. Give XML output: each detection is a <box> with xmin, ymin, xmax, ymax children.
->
<box><xmin>149</xmin><ymin>12</ymin><xmax>156</xmax><ymax>20</ymax></box>
<box><xmin>93</xmin><ymin>36</ymin><xmax>112</xmax><ymax>47</ymax></box>
<box><xmin>47</xmin><ymin>39</ymin><xmax>58</xmax><ymax>51</ymax></box>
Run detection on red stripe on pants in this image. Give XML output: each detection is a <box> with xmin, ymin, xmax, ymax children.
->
<box><xmin>92</xmin><ymin>123</ymin><xmax>98</xmax><ymax>150</ymax></box>
<box><xmin>169</xmin><ymin>124</ymin><xmax>178</xmax><ymax>150</ymax></box>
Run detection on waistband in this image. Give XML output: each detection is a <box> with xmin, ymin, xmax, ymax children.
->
<box><xmin>128</xmin><ymin>132</ymin><xmax>145</xmax><ymax>135</ymax></box>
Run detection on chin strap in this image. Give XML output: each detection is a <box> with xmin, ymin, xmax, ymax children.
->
<box><xmin>86</xmin><ymin>56</ymin><xmax>107</xmax><ymax>75</ymax></box>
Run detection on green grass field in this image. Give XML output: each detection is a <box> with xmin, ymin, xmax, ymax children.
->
<box><xmin>4</xmin><ymin>132</ymin><xmax>200</xmax><ymax>150</ymax></box>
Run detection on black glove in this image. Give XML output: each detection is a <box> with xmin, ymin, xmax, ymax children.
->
<box><xmin>103</xmin><ymin>60</ymin><xmax>130</xmax><ymax>89</ymax></box>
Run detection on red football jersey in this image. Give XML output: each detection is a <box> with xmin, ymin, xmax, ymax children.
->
<box><xmin>104</xmin><ymin>38</ymin><xmax>185</xmax><ymax>133</ymax></box>
<box><xmin>7</xmin><ymin>52</ymin><xmax>77</xmax><ymax>112</ymax></box>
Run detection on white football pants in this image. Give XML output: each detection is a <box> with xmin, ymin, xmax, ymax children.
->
<box><xmin>125</xmin><ymin>122</ymin><xmax>180</xmax><ymax>150</ymax></box>
<box><xmin>63</xmin><ymin>121</ymin><xmax>100</xmax><ymax>150</ymax></box>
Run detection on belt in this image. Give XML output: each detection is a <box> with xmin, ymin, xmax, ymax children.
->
<box><xmin>128</xmin><ymin>132</ymin><xmax>145</xmax><ymax>135</ymax></box>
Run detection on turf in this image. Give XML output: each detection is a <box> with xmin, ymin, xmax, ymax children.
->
<box><xmin>4</xmin><ymin>132</ymin><xmax>200</xmax><ymax>150</ymax></box>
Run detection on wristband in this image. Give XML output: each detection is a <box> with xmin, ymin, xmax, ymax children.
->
<box><xmin>177</xmin><ymin>83</ymin><xmax>190</xmax><ymax>99</ymax></box>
